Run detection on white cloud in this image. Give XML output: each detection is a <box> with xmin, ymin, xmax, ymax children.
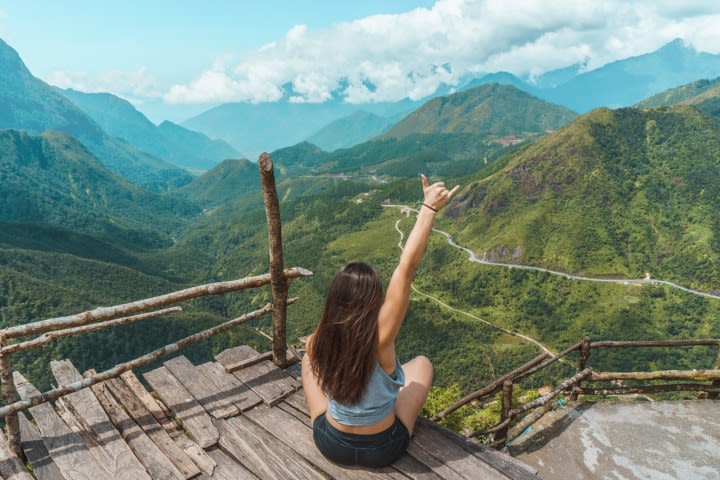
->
<box><xmin>155</xmin><ymin>0</ymin><xmax>720</xmax><ymax>105</ymax></box>
<box><xmin>48</xmin><ymin>67</ymin><xmax>164</xmax><ymax>100</ymax></box>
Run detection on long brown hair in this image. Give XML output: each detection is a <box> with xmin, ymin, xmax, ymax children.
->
<box><xmin>309</xmin><ymin>261</ymin><xmax>383</xmax><ymax>404</ymax></box>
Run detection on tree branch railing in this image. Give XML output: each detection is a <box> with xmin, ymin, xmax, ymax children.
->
<box><xmin>0</xmin><ymin>153</ymin><xmax>313</xmax><ymax>459</ymax></box>
<box><xmin>431</xmin><ymin>337</ymin><xmax>720</xmax><ymax>449</ymax></box>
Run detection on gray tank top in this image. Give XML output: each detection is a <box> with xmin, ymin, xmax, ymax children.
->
<box><xmin>327</xmin><ymin>357</ymin><xmax>405</xmax><ymax>426</ymax></box>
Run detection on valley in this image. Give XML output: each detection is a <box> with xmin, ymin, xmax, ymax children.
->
<box><xmin>1</xmin><ymin>35</ymin><xmax>720</xmax><ymax>402</ymax></box>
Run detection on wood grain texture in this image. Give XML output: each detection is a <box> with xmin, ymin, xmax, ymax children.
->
<box><xmin>196</xmin><ymin>361</ymin><xmax>262</xmax><ymax>412</ymax></box>
<box><xmin>51</xmin><ymin>360</ymin><xmax>151</xmax><ymax>480</ymax></box>
<box><xmin>13</xmin><ymin>372</ymin><xmax>113</xmax><ymax>480</ymax></box>
<box><xmin>205</xmin><ymin>448</ymin><xmax>257</xmax><ymax>480</ymax></box>
<box><xmin>410</xmin><ymin>421</ymin><xmax>511</xmax><ymax>480</ymax></box>
<box><xmin>215</xmin><ymin>346</ymin><xmax>298</xmax><ymax>406</ymax></box>
<box><xmin>0</xmin><ymin>413</ymin><xmax>35</xmax><ymax>480</ymax></box>
<box><xmin>217</xmin><ymin>416</ymin><xmax>324</xmax><ymax>480</ymax></box>
<box><xmin>163</xmin><ymin>356</ymin><xmax>238</xmax><ymax>419</ymax></box>
<box><xmin>144</xmin><ymin>366</ymin><xmax>219</xmax><ymax>448</ymax></box>
<box><xmin>246</xmin><ymin>403</ymin><xmax>410</xmax><ymax>480</ymax></box>
<box><xmin>105</xmin><ymin>377</ymin><xmax>199</xmax><ymax>478</ymax></box>
<box><xmin>90</xmin><ymin>381</ymin><xmax>186</xmax><ymax>480</ymax></box>
<box><xmin>18</xmin><ymin>412</ymin><xmax>66</xmax><ymax>480</ymax></box>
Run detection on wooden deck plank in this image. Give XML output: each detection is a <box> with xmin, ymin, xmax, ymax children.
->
<box><xmin>144</xmin><ymin>366</ymin><xmax>219</xmax><ymax>448</ymax></box>
<box><xmin>415</xmin><ymin>419</ymin><xmax>539</xmax><ymax>480</ymax></box>
<box><xmin>215</xmin><ymin>346</ymin><xmax>298</xmax><ymax>406</ymax></box>
<box><xmin>216</xmin><ymin>416</ymin><xmax>326</xmax><ymax>480</ymax></box>
<box><xmin>18</xmin><ymin>412</ymin><xmax>66</xmax><ymax>480</ymax></box>
<box><xmin>411</xmin><ymin>421</ymin><xmax>511</xmax><ymax>480</ymax></box>
<box><xmin>206</xmin><ymin>448</ymin><xmax>257</xmax><ymax>480</ymax></box>
<box><xmin>13</xmin><ymin>372</ymin><xmax>114</xmax><ymax>480</ymax></box>
<box><xmin>120</xmin><ymin>371</ymin><xmax>178</xmax><ymax>433</ymax></box>
<box><xmin>105</xmin><ymin>377</ymin><xmax>200</xmax><ymax>478</ymax></box>
<box><xmin>196</xmin><ymin>361</ymin><xmax>262</xmax><ymax>412</ymax></box>
<box><xmin>282</xmin><ymin>389</ymin><xmax>309</xmax><ymax>415</ymax></box>
<box><xmin>51</xmin><ymin>360</ymin><xmax>151</xmax><ymax>480</ymax></box>
<box><xmin>164</xmin><ymin>356</ymin><xmax>239</xmax><ymax>419</ymax></box>
<box><xmin>174</xmin><ymin>435</ymin><xmax>217</xmax><ymax>477</ymax></box>
<box><xmin>247</xmin><ymin>403</ymin><xmax>416</xmax><ymax>480</ymax></box>
<box><xmin>90</xmin><ymin>381</ymin><xmax>186</xmax><ymax>480</ymax></box>
<box><xmin>0</xmin><ymin>416</ymin><xmax>35</xmax><ymax>480</ymax></box>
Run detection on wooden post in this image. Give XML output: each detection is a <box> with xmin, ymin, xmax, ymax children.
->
<box><xmin>0</xmin><ymin>332</ymin><xmax>21</xmax><ymax>458</ymax></box>
<box><xmin>710</xmin><ymin>347</ymin><xmax>720</xmax><ymax>399</ymax></box>
<box><xmin>259</xmin><ymin>152</ymin><xmax>289</xmax><ymax>367</ymax></box>
<box><xmin>572</xmin><ymin>336</ymin><xmax>591</xmax><ymax>400</ymax></box>
<box><xmin>497</xmin><ymin>380</ymin><xmax>513</xmax><ymax>444</ymax></box>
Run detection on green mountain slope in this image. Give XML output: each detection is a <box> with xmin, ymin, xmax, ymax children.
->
<box><xmin>449</xmin><ymin>106</ymin><xmax>720</xmax><ymax>290</ymax></box>
<box><xmin>305</xmin><ymin>110</ymin><xmax>400</xmax><ymax>152</ymax></box>
<box><xmin>636</xmin><ymin>76</ymin><xmax>720</xmax><ymax>119</ymax></box>
<box><xmin>384</xmin><ymin>83</ymin><xmax>577</xmax><ymax>142</ymax></box>
<box><xmin>178</xmin><ymin>158</ymin><xmax>259</xmax><ymax>206</ymax></box>
<box><xmin>59</xmin><ymin>88</ymin><xmax>240</xmax><ymax>171</ymax></box>
<box><xmin>0</xmin><ymin>39</ymin><xmax>191</xmax><ymax>189</ymax></box>
<box><xmin>0</xmin><ymin>129</ymin><xmax>199</xmax><ymax>244</ymax></box>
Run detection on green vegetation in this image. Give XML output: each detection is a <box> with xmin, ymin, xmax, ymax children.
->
<box><xmin>2</xmin><ymin>74</ymin><xmax>720</xmax><ymax>419</ymax></box>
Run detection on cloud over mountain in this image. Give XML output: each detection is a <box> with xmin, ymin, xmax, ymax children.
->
<box><xmin>164</xmin><ymin>0</ymin><xmax>720</xmax><ymax>105</ymax></box>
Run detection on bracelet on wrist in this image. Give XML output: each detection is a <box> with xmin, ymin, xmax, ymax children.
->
<box><xmin>422</xmin><ymin>203</ymin><xmax>438</xmax><ymax>212</ymax></box>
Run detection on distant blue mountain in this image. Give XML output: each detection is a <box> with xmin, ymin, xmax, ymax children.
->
<box><xmin>59</xmin><ymin>88</ymin><xmax>240</xmax><ymax>172</ymax></box>
<box><xmin>0</xmin><ymin>38</ymin><xmax>191</xmax><ymax>189</ymax></box>
<box><xmin>541</xmin><ymin>39</ymin><xmax>720</xmax><ymax>112</ymax></box>
<box><xmin>305</xmin><ymin>110</ymin><xmax>406</xmax><ymax>152</ymax></box>
<box><xmin>182</xmin><ymin>39</ymin><xmax>720</xmax><ymax>155</ymax></box>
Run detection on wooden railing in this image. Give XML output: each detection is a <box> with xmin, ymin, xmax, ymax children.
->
<box><xmin>430</xmin><ymin>337</ymin><xmax>720</xmax><ymax>448</ymax></box>
<box><xmin>0</xmin><ymin>153</ymin><xmax>312</xmax><ymax>457</ymax></box>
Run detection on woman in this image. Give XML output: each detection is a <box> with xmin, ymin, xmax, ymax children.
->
<box><xmin>302</xmin><ymin>174</ymin><xmax>460</xmax><ymax>468</ymax></box>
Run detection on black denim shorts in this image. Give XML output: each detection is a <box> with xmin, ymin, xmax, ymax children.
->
<box><xmin>312</xmin><ymin>413</ymin><xmax>411</xmax><ymax>468</ymax></box>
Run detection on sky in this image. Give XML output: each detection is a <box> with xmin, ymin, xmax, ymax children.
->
<box><xmin>2</xmin><ymin>0</ymin><xmax>720</xmax><ymax>123</ymax></box>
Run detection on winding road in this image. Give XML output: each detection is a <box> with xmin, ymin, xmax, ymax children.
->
<box><xmin>384</xmin><ymin>204</ymin><xmax>720</xmax><ymax>301</ymax></box>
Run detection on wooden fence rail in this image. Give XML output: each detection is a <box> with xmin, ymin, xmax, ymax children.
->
<box><xmin>433</xmin><ymin>336</ymin><xmax>720</xmax><ymax>449</ymax></box>
<box><xmin>0</xmin><ymin>153</ymin><xmax>313</xmax><ymax>459</ymax></box>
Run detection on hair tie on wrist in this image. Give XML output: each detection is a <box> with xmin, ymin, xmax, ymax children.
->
<box><xmin>422</xmin><ymin>203</ymin><xmax>438</xmax><ymax>212</ymax></box>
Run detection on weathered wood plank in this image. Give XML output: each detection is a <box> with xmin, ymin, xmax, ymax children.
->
<box><xmin>205</xmin><ymin>449</ymin><xmax>257</xmax><ymax>480</ymax></box>
<box><xmin>120</xmin><ymin>370</ymin><xmax>174</xmax><ymax>428</ymax></box>
<box><xmin>415</xmin><ymin>418</ymin><xmax>539</xmax><ymax>479</ymax></box>
<box><xmin>196</xmin><ymin>361</ymin><xmax>262</xmax><ymax>412</ymax></box>
<box><xmin>0</xmin><ymin>419</ymin><xmax>34</xmax><ymax>480</ymax></box>
<box><xmin>144</xmin><ymin>366</ymin><xmax>219</xmax><ymax>448</ymax></box>
<box><xmin>174</xmin><ymin>435</ymin><xmax>216</xmax><ymax>477</ymax></box>
<box><xmin>282</xmin><ymin>389</ymin><xmax>309</xmax><ymax>416</ymax></box>
<box><xmin>13</xmin><ymin>372</ymin><xmax>113</xmax><ymax>480</ymax></box>
<box><xmin>104</xmin><ymin>377</ymin><xmax>200</xmax><ymax>479</ymax></box>
<box><xmin>90</xmin><ymin>381</ymin><xmax>186</xmax><ymax>480</ymax></box>
<box><xmin>51</xmin><ymin>360</ymin><xmax>151</xmax><ymax>480</ymax></box>
<box><xmin>164</xmin><ymin>356</ymin><xmax>239</xmax><ymax>419</ymax></box>
<box><xmin>215</xmin><ymin>346</ymin><xmax>298</xmax><ymax>406</ymax></box>
<box><xmin>245</xmin><ymin>403</ymin><xmax>413</xmax><ymax>480</ymax></box>
<box><xmin>18</xmin><ymin>412</ymin><xmax>66</xmax><ymax>480</ymax></box>
<box><xmin>217</xmin><ymin>416</ymin><xmax>325</xmax><ymax>480</ymax></box>
<box><xmin>411</xmin><ymin>420</ymin><xmax>512</xmax><ymax>480</ymax></box>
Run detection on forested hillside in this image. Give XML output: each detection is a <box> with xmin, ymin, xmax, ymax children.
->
<box><xmin>3</xmin><ymin>65</ymin><xmax>720</xmax><ymax>399</ymax></box>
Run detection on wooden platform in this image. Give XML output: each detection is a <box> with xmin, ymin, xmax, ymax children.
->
<box><xmin>2</xmin><ymin>346</ymin><xmax>540</xmax><ymax>479</ymax></box>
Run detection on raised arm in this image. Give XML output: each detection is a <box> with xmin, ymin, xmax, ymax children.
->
<box><xmin>377</xmin><ymin>174</ymin><xmax>459</xmax><ymax>356</ymax></box>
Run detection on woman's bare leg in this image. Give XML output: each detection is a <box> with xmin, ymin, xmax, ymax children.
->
<box><xmin>395</xmin><ymin>355</ymin><xmax>433</xmax><ymax>435</ymax></box>
<box><xmin>301</xmin><ymin>353</ymin><xmax>328</xmax><ymax>423</ymax></box>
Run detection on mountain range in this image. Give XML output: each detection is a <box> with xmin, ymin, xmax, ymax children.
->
<box><xmin>2</xmin><ymin>34</ymin><xmax>720</xmax><ymax>392</ymax></box>
<box><xmin>59</xmin><ymin>88</ymin><xmax>241</xmax><ymax>172</ymax></box>
<box><xmin>0</xmin><ymin>39</ymin><xmax>195</xmax><ymax>190</ymax></box>
<box><xmin>180</xmin><ymin>39</ymin><xmax>720</xmax><ymax>156</ymax></box>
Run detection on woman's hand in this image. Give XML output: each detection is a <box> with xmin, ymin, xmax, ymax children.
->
<box><xmin>421</xmin><ymin>174</ymin><xmax>460</xmax><ymax>212</ymax></box>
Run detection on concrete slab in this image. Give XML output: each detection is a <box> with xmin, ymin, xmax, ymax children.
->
<box><xmin>507</xmin><ymin>400</ymin><xmax>720</xmax><ymax>480</ymax></box>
